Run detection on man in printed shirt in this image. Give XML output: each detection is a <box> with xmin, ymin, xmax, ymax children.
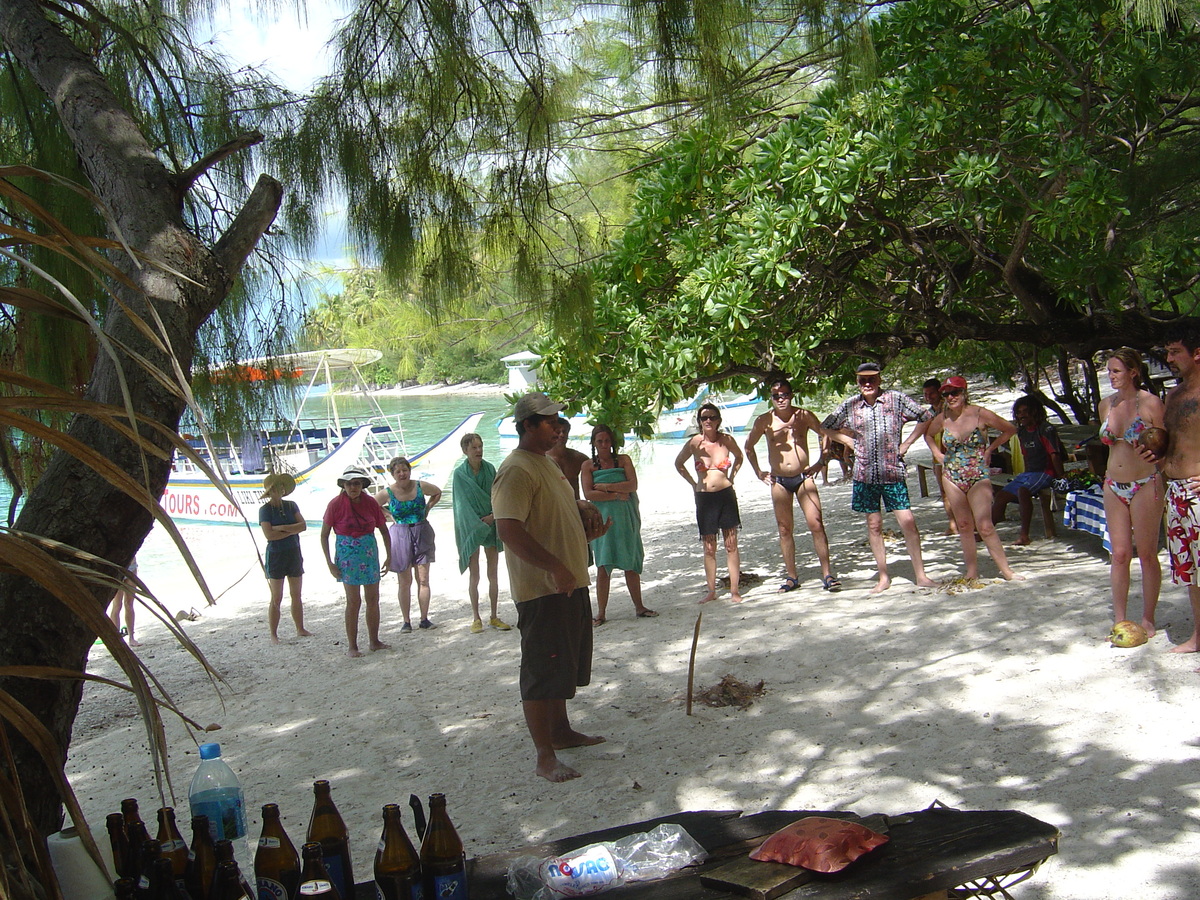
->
<box><xmin>823</xmin><ymin>362</ymin><xmax>938</xmax><ymax>594</ymax></box>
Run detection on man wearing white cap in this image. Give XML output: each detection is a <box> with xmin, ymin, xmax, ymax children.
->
<box><xmin>823</xmin><ymin>362</ymin><xmax>937</xmax><ymax>594</ymax></box>
<box><xmin>493</xmin><ymin>391</ymin><xmax>610</xmax><ymax>782</ymax></box>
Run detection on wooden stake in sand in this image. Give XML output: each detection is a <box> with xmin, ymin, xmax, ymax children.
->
<box><xmin>687</xmin><ymin>611</ymin><xmax>702</xmax><ymax>716</ymax></box>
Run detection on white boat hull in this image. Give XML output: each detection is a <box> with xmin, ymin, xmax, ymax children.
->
<box><xmin>164</xmin><ymin>413</ymin><xmax>484</xmax><ymax>525</ymax></box>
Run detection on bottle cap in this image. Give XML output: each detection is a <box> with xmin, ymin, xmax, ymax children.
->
<box><xmin>199</xmin><ymin>743</ymin><xmax>222</xmax><ymax>760</ymax></box>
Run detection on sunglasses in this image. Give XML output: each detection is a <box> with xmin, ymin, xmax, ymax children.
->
<box><xmin>941</xmin><ymin>388</ymin><xmax>964</xmax><ymax>397</ymax></box>
<box><xmin>770</xmin><ymin>392</ymin><xmax>792</xmax><ymax>400</ymax></box>
<box><xmin>856</xmin><ymin>377</ymin><xmax>879</xmax><ymax>385</ymax></box>
<box><xmin>699</xmin><ymin>414</ymin><xmax>720</xmax><ymax>422</ymax></box>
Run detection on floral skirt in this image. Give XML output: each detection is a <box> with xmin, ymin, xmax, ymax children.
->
<box><xmin>335</xmin><ymin>533</ymin><xmax>380</xmax><ymax>586</ymax></box>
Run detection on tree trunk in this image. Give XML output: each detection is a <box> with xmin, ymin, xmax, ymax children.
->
<box><xmin>0</xmin><ymin>0</ymin><xmax>281</xmax><ymax>838</ymax></box>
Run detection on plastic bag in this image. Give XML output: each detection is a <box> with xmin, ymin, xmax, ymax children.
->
<box><xmin>505</xmin><ymin>823</ymin><xmax>708</xmax><ymax>900</ymax></box>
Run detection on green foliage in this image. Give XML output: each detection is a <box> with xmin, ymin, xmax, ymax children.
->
<box><xmin>539</xmin><ymin>0</ymin><xmax>1200</xmax><ymax>427</ymax></box>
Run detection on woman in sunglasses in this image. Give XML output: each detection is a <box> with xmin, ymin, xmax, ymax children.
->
<box><xmin>924</xmin><ymin>376</ymin><xmax>1021</xmax><ymax>581</ymax></box>
<box><xmin>674</xmin><ymin>403</ymin><xmax>745</xmax><ymax>603</ymax></box>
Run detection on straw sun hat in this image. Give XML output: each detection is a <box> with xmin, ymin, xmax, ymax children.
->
<box><xmin>259</xmin><ymin>472</ymin><xmax>297</xmax><ymax>499</ymax></box>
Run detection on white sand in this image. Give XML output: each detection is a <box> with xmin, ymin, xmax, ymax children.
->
<box><xmin>67</xmin><ymin>392</ymin><xmax>1200</xmax><ymax>899</ymax></box>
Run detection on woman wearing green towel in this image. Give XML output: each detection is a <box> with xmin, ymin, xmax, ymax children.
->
<box><xmin>451</xmin><ymin>433</ymin><xmax>511</xmax><ymax>633</ymax></box>
<box><xmin>582</xmin><ymin>424</ymin><xmax>657</xmax><ymax>624</ymax></box>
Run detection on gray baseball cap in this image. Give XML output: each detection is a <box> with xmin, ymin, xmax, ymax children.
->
<box><xmin>512</xmin><ymin>391</ymin><xmax>565</xmax><ymax>422</ymax></box>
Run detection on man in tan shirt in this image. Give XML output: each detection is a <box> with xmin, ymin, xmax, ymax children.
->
<box><xmin>493</xmin><ymin>392</ymin><xmax>609</xmax><ymax>781</ymax></box>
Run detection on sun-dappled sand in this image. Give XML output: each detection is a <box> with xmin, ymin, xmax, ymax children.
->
<box><xmin>67</xmin><ymin>386</ymin><xmax>1200</xmax><ymax>899</ymax></box>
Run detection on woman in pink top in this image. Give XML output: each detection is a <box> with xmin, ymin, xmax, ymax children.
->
<box><xmin>321</xmin><ymin>465</ymin><xmax>393</xmax><ymax>657</ymax></box>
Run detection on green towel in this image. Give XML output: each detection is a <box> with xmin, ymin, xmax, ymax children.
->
<box><xmin>452</xmin><ymin>458</ymin><xmax>502</xmax><ymax>572</ymax></box>
<box><xmin>591</xmin><ymin>467</ymin><xmax>644</xmax><ymax>574</ymax></box>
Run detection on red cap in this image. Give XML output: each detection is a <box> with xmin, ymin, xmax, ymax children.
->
<box><xmin>940</xmin><ymin>375</ymin><xmax>968</xmax><ymax>393</ymax></box>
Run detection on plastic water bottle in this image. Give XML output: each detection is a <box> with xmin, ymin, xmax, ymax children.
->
<box><xmin>188</xmin><ymin>743</ymin><xmax>246</xmax><ymax>843</ymax></box>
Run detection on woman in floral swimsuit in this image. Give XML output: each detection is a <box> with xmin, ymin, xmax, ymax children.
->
<box><xmin>924</xmin><ymin>376</ymin><xmax>1020</xmax><ymax>582</ymax></box>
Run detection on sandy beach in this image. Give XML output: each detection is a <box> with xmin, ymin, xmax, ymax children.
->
<box><xmin>66</xmin><ymin>391</ymin><xmax>1200</xmax><ymax>899</ymax></box>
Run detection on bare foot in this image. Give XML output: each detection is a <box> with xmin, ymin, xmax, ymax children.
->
<box><xmin>553</xmin><ymin>731</ymin><xmax>606</xmax><ymax>749</ymax></box>
<box><xmin>128</xmin><ymin>637</ymin><xmax>142</xmax><ymax>647</ymax></box>
<box><xmin>914</xmin><ymin>576</ymin><xmax>938</xmax><ymax>588</ymax></box>
<box><xmin>297</xmin><ymin>628</ymin><xmax>314</xmax><ymax>637</ymax></box>
<box><xmin>1142</xmin><ymin>620</ymin><xmax>1156</xmax><ymax>638</ymax></box>
<box><xmin>592</xmin><ymin>617</ymin><xmax>606</xmax><ymax>626</ymax></box>
<box><xmin>1014</xmin><ymin>535</ymin><xmax>1032</xmax><ymax>546</ymax></box>
<box><xmin>1001</xmin><ymin>570</ymin><xmax>1026</xmax><ymax>581</ymax></box>
<box><xmin>1170</xmin><ymin>640</ymin><xmax>1199</xmax><ymax>653</ymax></box>
<box><xmin>270</xmin><ymin>635</ymin><xmax>281</xmax><ymax>645</ymax></box>
<box><xmin>348</xmin><ymin>648</ymin><xmax>363</xmax><ymax>658</ymax></box>
<box><xmin>699</xmin><ymin>591</ymin><xmax>717</xmax><ymax>604</ymax></box>
<box><xmin>536</xmin><ymin>760</ymin><xmax>581</xmax><ymax>782</ymax></box>
<box><xmin>635</xmin><ymin>607</ymin><xmax>658</xmax><ymax>618</ymax></box>
<box><xmin>730</xmin><ymin>591</ymin><xmax>746</xmax><ymax>604</ymax></box>
<box><xmin>869</xmin><ymin>575</ymin><xmax>891</xmax><ymax>595</ymax></box>
<box><xmin>369</xmin><ymin>640</ymin><xmax>391</xmax><ymax>652</ymax></box>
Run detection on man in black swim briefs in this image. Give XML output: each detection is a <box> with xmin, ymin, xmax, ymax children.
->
<box><xmin>745</xmin><ymin>376</ymin><xmax>841</xmax><ymax>593</ymax></box>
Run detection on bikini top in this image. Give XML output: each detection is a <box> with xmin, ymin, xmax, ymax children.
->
<box><xmin>1099</xmin><ymin>393</ymin><xmax>1148</xmax><ymax>446</ymax></box>
<box><xmin>695</xmin><ymin>456</ymin><xmax>733</xmax><ymax>475</ymax></box>
<box><xmin>387</xmin><ymin>484</ymin><xmax>426</xmax><ymax>525</ymax></box>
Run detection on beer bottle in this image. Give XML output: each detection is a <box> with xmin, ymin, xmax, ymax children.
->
<box><xmin>297</xmin><ymin>842</ymin><xmax>342</xmax><ymax>900</ymax></box>
<box><xmin>157</xmin><ymin>807</ymin><xmax>190</xmax><ymax>885</ymax></box>
<box><xmin>123</xmin><ymin>798</ymin><xmax>153</xmax><ymax>881</ymax></box>
<box><xmin>211</xmin><ymin>861</ymin><xmax>254</xmax><ymax>900</ymax></box>
<box><xmin>115</xmin><ymin>878</ymin><xmax>137</xmax><ymax>900</ymax></box>
<box><xmin>135</xmin><ymin>839</ymin><xmax>163</xmax><ymax>899</ymax></box>
<box><xmin>186</xmin><ymin>815</ymin><xmax>218</xmax><ymax>900</ymax></box>
<box><xmin>419</xmin><ymin>794</ymin><xmax>467</xmax><ymax>900</ymax></box>
<box><xmin>213</xmin><ymin>840</ymin><xmax>256</xmax><ymax>900</ymax></box>
<box><xmin>255</xmin><ymin>803</ymin><xmax>300</xmax><ymax>900</ymax></box>
<box><xmin>108</xmin><ymin>812</ymin><xmax>132</xmax><ymax>879</ymax></box>
<box><xmin>151</xmin><ymin>856</ymin><xmax>190</xmax><ymax>900</ymax></box>
<box><xmin>374</xmin><ymin>804</ymin><xmax>421</xmax><ymax>900</ymax></box>
<box><xmin>305</xmin><ymin>781</ymin><xmax>353</xmax><ymax>899</ymax></box>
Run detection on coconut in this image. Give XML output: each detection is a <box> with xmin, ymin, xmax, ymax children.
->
<box><xmin>1109</xmin><ymin>620</ymin><xmax>1149</xmax><ymax>648</ymax></box>
<box><xmin>1138</xmin><ymin>426</ymin><xmax>1169</xmax><ymax>459</ymax></box>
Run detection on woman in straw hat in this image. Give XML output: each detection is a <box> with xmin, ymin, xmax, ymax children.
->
<box><xmin>259</xmin><ymin>472</ymin><xmax>313</xmax><ymax>643</ymax></box>
<box><xmin>321</xmin><ymin>465</ymin><xmax>394</xmax><ymax>657</ymax></box>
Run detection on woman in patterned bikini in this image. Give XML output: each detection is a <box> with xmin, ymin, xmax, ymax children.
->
<box><xmin>924</xmin><ymin>376</ymin><xmax>1020</xmax><ymax>582</ymax></box>
<box><xmin>1098</xmin><ymin>348</ymin><xmax>1165</xmax><ymax>635</ymax></box>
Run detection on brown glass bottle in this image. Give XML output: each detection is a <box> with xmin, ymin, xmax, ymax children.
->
<box><xmin>108</xmin><ymin>812</ymin><xmax>132</xmax><ymax>879</ymax></box>
<box><xmin>255</xmin><ymin>803</ymin><xmax>300</xmax><ymax>900</ymax></box>
<box><xmin>123</xmin><ymin>799</ymin><xmax>153</xmax><ymax>881</ymax></box>
<box><xmin>210</xmin><ymin>860</ymin><xmax>253</xmax><ymax>900</ymax></box>
<box><xmin>150</xmin><ymin>856</ymin><xmax>189</xmax><ymax>900</ymax></box>
<box><xmin>157</xmin><ymin>807</ymin><xmax>190</xmax><ymax>883</ymax></box>
<box><xmin>419</xmin><ymin>794</ymin><xmax>467</xmax><ymax>900</ymax></box>
<box><xmin>114</xmin><ymin>877</ymin><xmax>137</xmax><ymax>900</ymax></box>
<box><xmin>134</xmin><ymin>839</ymin><xmax>163</xmax><ymax>899</ymax></box>
<box><xmin>297</xmin><ymin>842</ymin><xmax>342</xmax><ymax>899</ymax></box>
<box><xmin>186</xmin><ymin>815</ymin><xmax>217</xmax><ymax>900</ymax></box>
<box><xmin>213</xmin><ymin>840</ymin><xmax>256</xmax><ymax>900</ymax></box>
<box><xmin>306</xmin><ymin>781</ymin><xmax>353</xmax><ymax>900</ymax></box>
<box><xmin>375</xmin><ymin>804</ymin><xmax>421</xmax><ymax>900</ymax></box>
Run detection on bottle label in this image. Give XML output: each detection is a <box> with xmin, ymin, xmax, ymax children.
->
<box><xmin>259</xmin><ymin>837</ymin><xmax>282</xmax><ymax>849</ymax></box>
<box><xmin>431</xmin><ymin>871</ymin><xmax>467</xmax><ymax>900</ymax></box>
<box><xmin>191</xmin><ymin>790</ymin><xmax>246</xmax><ymax>841</ymax></box>
<box><xmin>160</xmin><ymin>839</ymin><xmax>187</xmax><ymax>852</ymax></box>
<box><xmin>299</xmin><ymin>881</ymin><xmax>333</xmax><ymax>895</ymax></box>
<box><xmin>322</xmin><ymin>854</ymin><xmax>348</xmax><ymax>897</ymax></box>
<box><xmin>543</xmin><ymin>845</ymin><xmax>618</xmax><ymax>897</ymax></box>
<box><xmin>258</xmin><ymin>876</ymin><xmax>288</xmax><ymax>900</ymax></box>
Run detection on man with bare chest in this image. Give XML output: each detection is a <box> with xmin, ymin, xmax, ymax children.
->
<box><xmin>744</xmin><ymin>377</ymin><xmax>840</xmax><ymax>592</ymax></box>
<box><xmin>1155</xmin><ymin>328</ymin><xmax>1200</xmax><ymax>654</ymax></box>
<box><xmin>548</xmin><ymin>418</ymin><xmax>589</xmax><ymax>499</ymax></box>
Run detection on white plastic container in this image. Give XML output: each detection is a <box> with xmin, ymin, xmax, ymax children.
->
<box><xmin>188</xmin><ymin>742</ymin><xmax>246</xmax><ymax>842</ymax></box>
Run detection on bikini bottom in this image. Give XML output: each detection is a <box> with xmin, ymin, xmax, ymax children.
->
<box><xmin>1104</xmin><ymin>473</ymin><xmax>1160</xmax><ymax>507</ymax></box>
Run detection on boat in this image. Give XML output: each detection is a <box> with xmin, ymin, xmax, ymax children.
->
<box><xmin>496</xmin><ymin>391</ymin><xmax>761</xmax><ymax>439</ymax></box>
<box><xmin>164</xmin><ymin>412</ymin><xmax>484</xmax><ymax>526</ymax></box>
<box><xmin>165</xmin><ymin>347</ymin><xmax>486</xmax><ymax>524</ymax></box>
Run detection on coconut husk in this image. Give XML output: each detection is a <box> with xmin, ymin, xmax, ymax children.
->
<box><xmin>694</xmin><ymin>674</ymin><xmax>766</xmax><ymax>710</ymax></box>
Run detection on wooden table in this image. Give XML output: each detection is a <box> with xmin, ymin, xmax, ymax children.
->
<box><xmin>453</xmin><ymin>805</ymin><xmax>1059</xmax><ymax>900</ymax></box>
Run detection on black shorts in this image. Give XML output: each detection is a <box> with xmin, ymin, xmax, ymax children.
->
<box><xmin>517</xmin><ymin>588</ymin><xmax>592</xmax><ymax>701</ymax></box>
<box><xmin>695</xmin><ymin>487</ymin><xmax>740</xmax><ymax>536</ymax></box>
<box><xmin>264</xmin><ymin>542</ymin><xmax>304</xmax><ymax>580</ymax></box>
